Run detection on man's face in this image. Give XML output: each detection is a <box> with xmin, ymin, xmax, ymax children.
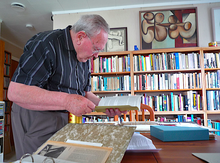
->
<box><xmin>77</xmin><ymin>29</ymin><xmax>108</xmax><ymax>62</ymax></box>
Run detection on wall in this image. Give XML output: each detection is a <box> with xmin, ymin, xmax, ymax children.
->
<box><xmin>4</xmin><ymin>42</ymin><xmax>22</xmax><ymax>61</ymax></box>
<box><xmin>53</xmin><ymin>2</ymin><xmax>220</xmax><ymax>50</ymax></box>
<box><xmin>0</xmin><ymin>21</ymin><xmax>22</xmax><ymax>61</ymax></box>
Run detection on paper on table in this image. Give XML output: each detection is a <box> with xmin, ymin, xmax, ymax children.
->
<box><xmin>127</xmin><ymin>132</ymin><xmax>161</xmax><ymax>152</ymax></box>
<box><xmin>66</xmin><ymin>139</ymin><xmax>103</xmax><ymax>147</ymax></box>
<box><xmin>192</xmin><ymin>153</ymin><xmax>220</xmax><ymax>163</ymax></box>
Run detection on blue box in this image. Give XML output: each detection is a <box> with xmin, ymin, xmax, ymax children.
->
<box><xmin>150</xmin><ymin>125</ymin><xmax>209</xmax><ymax>142</ymax></box>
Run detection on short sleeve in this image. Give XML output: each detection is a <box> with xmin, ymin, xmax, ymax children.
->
<box><xmin>11</xmin><ymin>40</ymin><xmax>54</xmax><ymax>87</ymax></box>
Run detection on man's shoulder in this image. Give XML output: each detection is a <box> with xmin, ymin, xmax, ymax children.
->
<box><xmin>30</xmin><ymin>26</ymin><xmax>71</xmax><ymax>42</ymax></box>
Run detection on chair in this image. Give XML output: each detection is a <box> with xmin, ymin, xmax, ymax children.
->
<box><xmin>115</xmin><ymin>104</ymin><xmax>155</xmax><ymax>122</ymax></box>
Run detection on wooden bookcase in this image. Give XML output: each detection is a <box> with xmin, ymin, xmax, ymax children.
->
<box><xmin>3</xmin><ymin>50</ymin><xmax>12</xmax><ymax>155</ymax></box>
<box><xmin>0</xmin><ymin>40</ymin><xmax>5</xmax><ymax>161</ymax></box>
<box><xmin>0</xmin><ymin>40</ymin><xmax>12</xmax><ymax>157</ymax></box>
<box><xmin>88</xmin><ymin>46</ymin><xmax>220</xmax><ymax>128</ymax></box>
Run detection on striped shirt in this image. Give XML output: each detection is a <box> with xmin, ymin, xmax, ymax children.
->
<box><xmin>11</xmin><ymin>26</ymin><xmax>91</xmax><ymax>96</ymax></box>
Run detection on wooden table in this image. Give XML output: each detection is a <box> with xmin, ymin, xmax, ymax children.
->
<box><xmin>121</xmin><ymin>133</ymin><xmax>220</xmax><ymax>163</ymax></box>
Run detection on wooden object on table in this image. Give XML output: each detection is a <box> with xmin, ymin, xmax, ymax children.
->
<box><xmin>121</xmin><ymin>133</ymin><xmax>220</xmax><ymax>163</ymax></box>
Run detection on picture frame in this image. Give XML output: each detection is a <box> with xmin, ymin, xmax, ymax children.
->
<box><xmin>105</xmin><ymin>27</ymin><xmax>128</xmax><ymax>52</ymax></box>
<box><xmin>211</xmin><ymin>7</ymin><xmax>220</xmax><ymax>44</ymax></box>
<box><xmin>139</xmin><ymin>8</ymin><xmax>198</xmax><ymax>50</ymax></box>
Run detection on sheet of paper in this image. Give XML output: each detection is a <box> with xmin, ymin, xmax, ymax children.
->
<box><xmin>192</xmin><ymin>153</ymin><xmax>220</xmax><ymax>163</ymax></box>
<box><xmin>66</xmin><ymin>139</ymin><xmax>103</xmax><ymax>147</ymax></box>
<box><xmin>123</xmin><ymin>125</ymin><xmax>151</xmax><ymax>132</ymax></box>
<box><xmin>127</xmin><ymin>132</ymin><xmax>161</xmax><ymax>152</ymax></box>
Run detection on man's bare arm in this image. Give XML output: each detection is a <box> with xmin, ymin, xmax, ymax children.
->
<box><xmin>8</xmin><ymin>81</ymin><xmax>95</xmax><ymax>116</ymax></box>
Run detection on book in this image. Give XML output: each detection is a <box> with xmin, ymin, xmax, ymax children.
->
<box><xmin>33</xmin><ymin>140</ymin><xmax>112</xmax><ymax>163</ymax></box>
<box><xmin>16</xmin><ymin>123</ymin><xmax>136</xmax><ymax>163</ymax></box>
<box><xmin>150</xmin><ymin>125</ymin><xmax>209</xmax><ymax>142</ymax></box>
<box><xmin>95</xmin><ymin>95</ymin><xmax>142</xmax><ymax>112</ymax></box>
<box><xmin>50</xmin><ymin>123</ymin><xmax>136</xmax><ymax>163</ymax></box>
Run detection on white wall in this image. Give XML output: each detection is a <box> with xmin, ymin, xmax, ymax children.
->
<box><xmin>53</xmin><ymin>2</ymin><xmax>220</xmax><ymax>50</ymax></box>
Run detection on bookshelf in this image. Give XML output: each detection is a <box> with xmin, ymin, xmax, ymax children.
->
<box><xmin>0</xmin><ymin>40</ymin><xmax>5</xmax><ymax>162</ymax></box>
<box><xmin>3</xmin><ymin>50</ymin><xmax>12</xmax><ymax>155</ymax></box>
<box><xmin>0</xmin><ymin>102</ymin><xmax>5</xmax><ymax>162</ymax></box>
<box><xmin>88</xmin><ymin>46</ymin><xmax>220</xmax><ymax>129</ymax></box>
<box><xmin>0</xmin><ymin>40</ymin><xmax>12</xmax><ymax>157</ymax></box>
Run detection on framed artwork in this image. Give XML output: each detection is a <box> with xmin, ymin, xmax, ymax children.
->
<box><xmin>211</xmin><ymin>7</ymin><xmax>220</xmax><ymax>44</ymax></box>
<box><xmin>105</xmin><ymin>27</ymin><xmax>128</xmax><ymax>52</ymax></box>
<box><xmin>139</xmin><ymin>8</ymin><xmax>198</xmax><ymax>50</ymax></box>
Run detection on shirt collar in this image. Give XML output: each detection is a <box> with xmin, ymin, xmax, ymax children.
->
<box><xmin>64</xmin><ymin>25</ymin><xmax>75</xmax><ymax>52</ymax></box>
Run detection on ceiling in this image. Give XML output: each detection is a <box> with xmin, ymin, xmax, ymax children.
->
<box><xmin>0</xmin><ymin>0</ymin><xmax>219</xmax><ymax>57</ymax></box>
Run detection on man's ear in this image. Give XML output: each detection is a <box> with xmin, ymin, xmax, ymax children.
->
<box><xmin>76</xmin><ymin>31</ymin><xmax>87</xmax><ymax>44</ymax></box>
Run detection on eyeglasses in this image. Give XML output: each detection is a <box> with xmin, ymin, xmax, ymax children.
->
<box><xmin>87</xmin><ymin>35</ymin><xmax>103</xmax><ymax>54</ymax></box>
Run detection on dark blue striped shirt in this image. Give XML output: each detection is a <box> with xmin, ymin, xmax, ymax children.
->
<box><xmin>11</xmin><ymin>26</ymin><xmax>91</xmax><ymax>96</ymax></box>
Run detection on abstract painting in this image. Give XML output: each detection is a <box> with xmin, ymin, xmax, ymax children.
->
<box><xmin>105</xmin><ymin>27</ymin><xmax>128</xmax><ymax>52</ymax></box>
<box><xmin>139</xmin><ymin>8</ymin><xmax>198</xmax><ymax>49</ymax></box>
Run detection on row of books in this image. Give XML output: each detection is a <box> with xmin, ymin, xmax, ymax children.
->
<box><xmin>140</xmin><ymin>91</ymin><xmax>202</xmax><ymax>111</ymax></box>
<box><xmin>0</xmin><ymin>121</ymin><xmax>2</xmax><ymax>137</ymax></box>
<box><xmin>4</xmin><ymin>125</ymin><xmax>10</xmax><ymax>132</ymax></box>
<box><xmin>82</xmin><ymin>115</ymin><xmax>118</xmax><ymax>123</ymax></box>
<box><xmin>205</xmin><ymin>70</ymin><xmax>220</xmax><ymax>88</ymax></box>
<box><xmin>156</xmin><ymin>115</ymin><xmax>203</xmax><ymax>124</ymax></box>
<box><xmin>90</xmin><ymin>54</ymin><xmax>130</xmax><ymax>73</ymax></box>
<box><xmin>3</xmin><ymin>77</ymin><xmax>10</xmax><ymax>88</ymax></box>
<box><xmin>4</xmin><ymin>51</ymin><xmax>11</xmax><ymax>64</ymax></box>
<box><xmin>89</xmin><ymin>52</ymin><xmax>220</xmax><ymax>74</ymax></box>
<box><xmin>206</xmin><ymin>90</ymin><xmax>220</xmax><ymax>111</ymax></box>
<box><xmin>133</xmin><ymin>52</ymin><xmax>200</xmax><ymax>71</ymax></box>
<box><xmin>134</xmin><ymin>72</ymin><xmax>202</xmax><ymax>91</ymax></box>
<box><xmin>204</xmin><ymin>52</ymin><xmax>220</xmax><ymax>68</ymax></box>
<box><xmin>4</xmin><ymin>65</ymin><xmax>10</xmax><ymax>76</ymax></box>
<box><xmin>91</xmin><ymin>75</ymin><xmax>131</xmax><ymax>91</ymax></box>
<box><xmin>207</xmin><ymin>120</ymin><xmax>220</xmax><ymax>136</ymax></box>
<box><xmin>0</xmin><ymin>105</ymin><xmax>3</xmax><ymax>117</ymax></box>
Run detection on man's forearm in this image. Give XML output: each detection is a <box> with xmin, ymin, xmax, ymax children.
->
<box><xmin>8</xmin><ymin>81</ymin><xmax>69</xmax><ymax>111</ymax></box>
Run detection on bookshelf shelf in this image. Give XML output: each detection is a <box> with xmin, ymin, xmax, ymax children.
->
<box><xmin>206</xmin><ymin>88</ymin><xmax>220</xmax><ymax>91</ymax></box>
<box><xmin>92</xmin><ymin>90</ymin><xmax>131</xmax><ymax>94</ymax></box>
<box><xmin>137</xmin><ymin>111</ymin><xmax>205</xmax><ymax>115</ymax></box>
<box><xmin>134</xmin><ymin>69</ymin><xmax>201</xmax><ymax>74</ymax></box>
<box><xmin>205</xmin><ymin>68</ymin><xmax>220</xmax><ymax>71</ymax></box>
<box><xmin>91</xmin><ymin>71</ymin><xmax>130</xmax><ymax>76</ymax></box>
<box><xmin>85</xmin><ymin>112</ymin><xmax>107</xmax><ymax>116</ymax></box>
<box><xmin>206</xmin><ymin>111</ymin><xmax>220</xmax><ymax>114</ymax></box>
<box><xmin>135</xmin><ymin>88</ymin><xmax>202</xmax><ymax>93</ymax></box>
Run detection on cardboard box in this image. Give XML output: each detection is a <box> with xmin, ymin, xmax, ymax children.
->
<box><xmin>150</xmin><ymin>125</ymin><xmax>209</xmax><ymax>142</ymax></box>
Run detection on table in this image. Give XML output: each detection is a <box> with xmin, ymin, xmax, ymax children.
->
<box><xmin>121</xmin><ymin>133</ymin><xmax>220</xmax><ymax>163</ymax></box>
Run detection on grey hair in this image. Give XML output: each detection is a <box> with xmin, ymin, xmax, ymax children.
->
<box><xmin>72</xmin><ymin>14</ymin><xmax>109</xmax><ymax>37</ymax></box>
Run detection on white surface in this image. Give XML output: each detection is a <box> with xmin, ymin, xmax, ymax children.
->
<box><xmin>192</xmin><ymin>153</ymin><xmax>220</xmax><ymax>163</ymax></box>
<box><xmin>66</xmin><ymin>139</ymin><xmax>103</xmax><ymax>147</ymax></box>
<box><xmin>127</xmin><ymin>132</ymin><xmax>161</xmax><ymax>152</ymax></box>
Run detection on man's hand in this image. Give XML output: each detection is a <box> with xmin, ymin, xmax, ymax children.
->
<box><xmin>105</xmin><ymin>108</ymin><xmax>127</xmax><ymax>117</ymax></box>
<box><xmin>65</xmin><ymin>94</ymin><xmax>96</xmax><ymax>116</ymax></box>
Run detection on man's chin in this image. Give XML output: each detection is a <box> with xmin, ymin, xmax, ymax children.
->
<box><xmin>78</xmin><ymin>58</ymin><xmax>88</xmax><ymax>62</ymax></box>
